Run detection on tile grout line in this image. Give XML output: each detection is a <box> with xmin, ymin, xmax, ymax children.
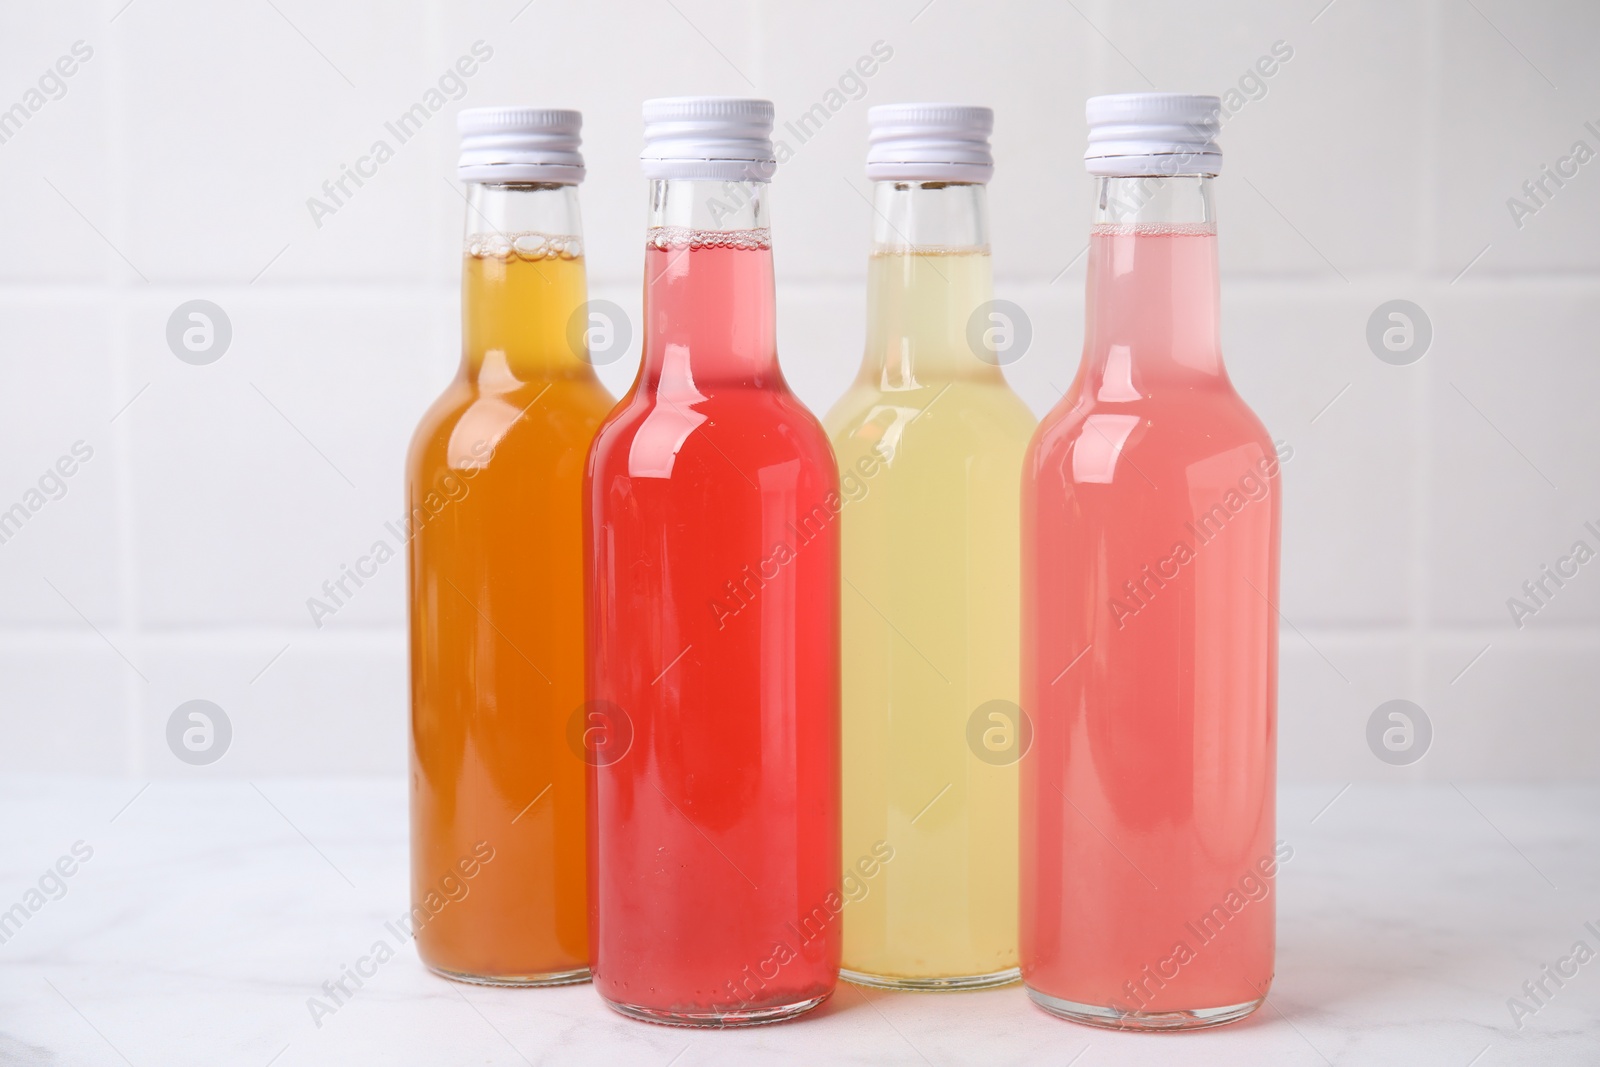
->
<box><xmin>1410</xmin><ymin>0</ymin><xmax>1444</xmax><ymax>715</ymax></box>
<box><xmin>104</xmin><ymin>0</ymin><xmax>146</xmax><ymax>778</ymax></box>
<box><xmin>8</xmin><ymin>273</ymin><xmax>1600</xmax><ymax>301</ymax></box>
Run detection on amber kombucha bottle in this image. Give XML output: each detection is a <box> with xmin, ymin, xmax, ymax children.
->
<box><xmin>407</xmin><ymin>108</ymin><xmax>613</xmax><ymax>984</ymax></box>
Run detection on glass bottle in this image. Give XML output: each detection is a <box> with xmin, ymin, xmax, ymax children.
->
<box><xmin>408</xmin><ymin>109</ymin><xmax>612</xmax><ymax>984</ymax></box>
<box><xmin>1021</xmin><ymin>94</ymin><xmax>1282</xmax><ymax>1029</ymax></box>
<box><xmin>585</xmin><ymin>97</ymin><xmax>841</xmax><ymax>1026</ymax></box>
<box><xmin>825</xmin><ymin>104</ymin><xmax>1036</xmax><ymax>989</ymax></box>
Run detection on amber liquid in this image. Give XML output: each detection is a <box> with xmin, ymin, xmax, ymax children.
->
<box><xmin>408</xmin><ymin>239</ymin><xmax>613</xmax><ymax>981</ymax></box>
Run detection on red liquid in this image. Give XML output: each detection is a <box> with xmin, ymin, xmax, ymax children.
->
<box><xmin>1021</xmin><ymin>226</ymin><xmax>1280</xmax><ymax>1023</ymax></box>
<box><xmin>585</xmin><ymin>232</ymin><xmax>841</xmax><ymax>1023</ymax></box>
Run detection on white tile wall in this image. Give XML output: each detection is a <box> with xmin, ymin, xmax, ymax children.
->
<box><xmin>0</xmin><ymin>4</ymin><xmax>113</xmax><ymax>284</ymax></box>
<box><xmin>1434</xmin><ymin>0</ymin><xmax>1600</xmax><ymax>276</ymax></box>
<box><xmin>117</xmin><ymin>0</ymin><xmax>436</xmax><ymax>284</ymax></box>
<box><xmin>0</xmin><ymin>639</ymin><xmax>129</xmax><ymax>773</ymax></box>
<box><xmin>125</xmin><ymin>289</ymin><xmax>437</xmax><ymax>626</ymax></box>
<box><xmin>1224</xmin><ymin>283</ymin><xmax>1419</xmax><ymax>626</ymax></box>
<box><xmin>134</xmin><ymin>631</ymin><xmax>406</xmax><ymax>778</ymax></box>
<box><xmin>0</xmin><ymin>295</ymin><xmax>120</xmax><ymax>624</ymax></box>
<box><xmin>0</xmin><ymin>0</ymin><xmax>1593</xmax><ymax>781</ymax></box>
<box><xmin>1425</xmin><ymin>280</ymin><xmax>1600</xmax><ymax>632</ymax></box>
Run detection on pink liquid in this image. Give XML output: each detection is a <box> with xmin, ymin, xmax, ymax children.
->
<box><xmin>585</xmin><ymin>233</ymin><xmax>841</xmax><ymax>1022</ymax></box>
<box><xmin>1021</xmin><ymin>225</ymin><xmax>1280</xmax><ymax>1020</ymax></box>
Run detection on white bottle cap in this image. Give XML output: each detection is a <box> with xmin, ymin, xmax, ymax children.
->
<box><xmin>640</xmin><ymin>97</ymin><xmax>776</xmax><ymax>182</ymax></box>
<box><xmin>865</xmin><ymin>103</ymin><xmax>994</xmax><ymax>184</ymax></box>
<box><xmin>1084</xmin><ymin>93</ymin><xmax>1222</xmax><ymax>177</ymax></box>
<box><xmin>458</xmin><ymin>107</ymin><xmax>585</xmax><ymax>184</ymax></box>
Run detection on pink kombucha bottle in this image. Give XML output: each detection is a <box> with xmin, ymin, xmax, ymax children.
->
<box><xmin>1020</xmin><ymin>94</ymin><xmax>1283</xmax><ymax>1030</ymax></box>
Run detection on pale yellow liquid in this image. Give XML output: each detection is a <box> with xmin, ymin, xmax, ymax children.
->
<box><xmin>824</xmin><ymin>249</ymin><xmax>1037</xmax><ymax>984</ymax></box>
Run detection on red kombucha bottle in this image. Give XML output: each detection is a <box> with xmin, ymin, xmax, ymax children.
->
<box><xmin>1021</xmin><ymin>94</ymin><xmax>1282</xmax><ymax>1030</ymax></box>
<box><xmin>584</xmin><ymin>97</ymin><xmax>841</xmax><ymax>1027</ymax></box>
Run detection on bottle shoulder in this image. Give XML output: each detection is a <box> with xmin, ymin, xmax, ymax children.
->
<box><xmin>827</xmin><ymin>379</ymin><xmax>1037</xmax><ymax>452</ymax></box>
<box><xmin>590</xmin><ymin>383</ymin><xmax>836</xmax><ymax>485</ymax></box>
<box><xmin>1027</xmin><ymin>385</ymin><xmax>1279</xmax><ymax>492</ymax></box>
<box><xmin>1034</xmin><ymin>381</ymin><xmax>1268</xmax><ymax>449</ymax></box>
<box><xmin>409</xmin><ymin>374</ymin><xmax>614</xmax><ymax>477</ymax></box>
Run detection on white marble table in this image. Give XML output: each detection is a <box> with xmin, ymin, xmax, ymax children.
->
<box><xmin>1</xmin><ymin>779</ymin><xmax>1595</xmax><ymax>1066</ymax></box>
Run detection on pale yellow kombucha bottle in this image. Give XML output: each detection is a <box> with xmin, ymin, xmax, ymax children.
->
<box><xmin>825</xmin><ymin>104</ymin><xmax>1036</xmax><ymax>989</ymax></box>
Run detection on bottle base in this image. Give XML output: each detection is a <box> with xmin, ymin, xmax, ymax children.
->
<box><xmin>840</xmin><ymin>966</ymin><xmax>1021</xmax><ymax>992</ymax></box>
<box><xmin>1025</xmin><ymin>986</ymin><xmax>1264</xmax><ymax>1031</ymax></box>
<box><xmin>601</xmin><ymin>992</ymin><xmax>830</xmax><ymax>1029</ymax></box>
<box><xmin>426</xmin><ymin>964</ymin><xmax>592</xmax><ymax>988</ymax></box>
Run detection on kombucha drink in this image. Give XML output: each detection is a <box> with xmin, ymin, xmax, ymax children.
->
<box><xmin>586</xmin><ymin>98</ymin><xmax>840</xmax><ymax>1027</ymax></box>
<box><xmin>408</xmin><ymin>109</ymin><xmax>611</xmax><ymax>984</ymax></box>
<box><xmin>826</xmin><ymin>105</ymin><xmax>1035</xmax><ymax>989</ymax></box>
<box><xmin>1021</xmin><ymin>94</ymin><xmax>1281</xmax><ymax>1029</ymax></box>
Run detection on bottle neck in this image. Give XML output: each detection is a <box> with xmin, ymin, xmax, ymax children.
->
<box><xmin>863</xmin><ymin>181</ymin><xmax>999</xmax><ymax>389</ymax></box>
<box><xmin>641</xmin><ymin>178</ymin><xmax>776</xmax><ymax>393</ymax></box>
<box><xmin>1081</xmin><ymin>175</ymin><xmax>1225</xmax><ymax>397</ymax></box>
<box><xmin>460</xmin><ymin>183</ymin><xmax>590</xmax><ymax>387</ymax></box>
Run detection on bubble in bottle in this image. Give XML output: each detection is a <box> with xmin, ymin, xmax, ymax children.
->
<box><xmin>513</xmin><ymin>233</ymin><xmax>548</xmax><ymax>260</ymax></box>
